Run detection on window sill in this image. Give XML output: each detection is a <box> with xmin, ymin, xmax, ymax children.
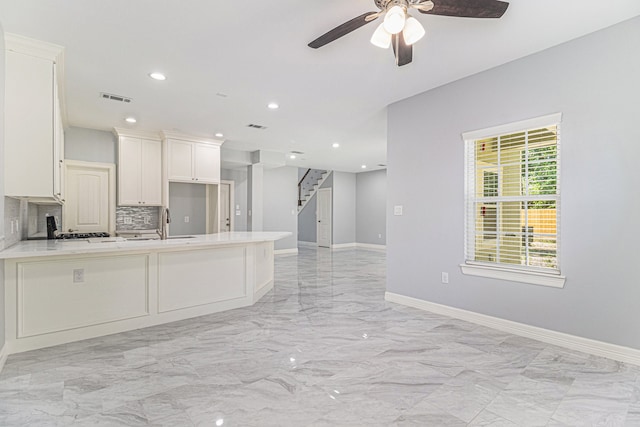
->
<box><xmin>459</xmin><ymin>263</ymin><xmax>566</xmax><ymax>288</ymax></box>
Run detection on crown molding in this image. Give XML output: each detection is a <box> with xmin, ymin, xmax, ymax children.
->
<box><xmin>5</xmin><ymin>33</ymin><xmax>63</xmax><ymax>61</ymax></box>
<box><xmin>112</xmin><ymin>127</ymin><xmax>162</xmax><ymax>141</ymax></box>
<box><xmin>161</xmin><ymin>130</ymin><xmax>224</xmax><ymax>146</ymax></box>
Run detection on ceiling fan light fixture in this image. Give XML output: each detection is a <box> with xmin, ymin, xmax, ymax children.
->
<box><xmin>402</xmin><ymin>16</ymin><xmax>425</xmax><ymax>45</ymax></box>
<box><xmin>383</xmin><ymin>5</ymin><xmax>406</xmax><ymax>35</ymax></box>
<box><xmin>370</xmin><ymin>23</ymin><xmax>392</xmax><ymax>49</ymax></box>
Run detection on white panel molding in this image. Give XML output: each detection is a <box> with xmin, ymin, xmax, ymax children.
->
<box><xmin>385</xmin><ymin>292</ymin><xmax>640</xmax><ymax>366</ymax></box>
<box><xmin>274</xmin><ymin>248</ymin><xmax>298</xmax><ymax>255</ymax></box>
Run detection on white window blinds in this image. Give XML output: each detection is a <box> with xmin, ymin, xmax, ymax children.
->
<box><xmin>464</xmin><ymin>115</ymin><xmax>561</xmax><ymax>274</ymax></box>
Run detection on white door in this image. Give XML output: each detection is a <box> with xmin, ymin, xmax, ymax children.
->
<box><xmin>317</xmin><ymin>188</ymin><xmax>332</xmax><ymax>248</ymax></box>
<box><xmin>64</xmin><ymin>162</ymin><xmax>114</xmax><ymax>233</ymax></box>
<box><xmin>219</xmin><ymin>182</ymin><xmax>232</xmax><ymax>232</ymax></box>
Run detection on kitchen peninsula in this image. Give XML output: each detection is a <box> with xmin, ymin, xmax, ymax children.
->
<box><xmin>1</xmin><ymin>232</ymin><xmax>290</xmax><ymax>354</ymax></box>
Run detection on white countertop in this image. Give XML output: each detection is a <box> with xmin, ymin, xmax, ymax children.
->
<box><xmin>0</xmin><ymin>231</ymin><xmax>291</xmax><ymax>260</ymax></box>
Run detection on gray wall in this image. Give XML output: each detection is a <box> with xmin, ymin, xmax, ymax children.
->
<box><xmin>332</xmin><ymin>171</ymin><xmax>356</xmax><ymax>245</ymax></box>
<box><xmin>221</xmin><ymin>167</ymin><xmax>248</xmax><ymax>232</ymax></box>
<box><xmin>168</xmin><ymin>183</ymin><xmax>206</xmax><ymax>236</ymax></box>
<box><xmin>298</xmin><ymin>195</ymin><xmax>317</xmax><ymax>243</ymax></box>
<box><xmin>263</xmin><ymin>166</ymin><xmax>298</xmax><ymax>250</ymax></box>
<box><xmin>0</xmin><ymin>23</ymin><xmax>5</xmax><ymax>351</ymax></box>
<box><xmin>356</xmin><ymin>169</ymin><xmax>387</xmax><ymax>245</ymax></box>
<box><xmin>65</xmin><ymin>126</ymin><xmax>116</xmax><ymax>163</ymax></box>
<box><xmin>387</xmin><ymin>16</ymin><xmax>640</xmax><ymax>349</ymax></box>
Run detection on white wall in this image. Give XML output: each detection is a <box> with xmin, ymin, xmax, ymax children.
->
<box><xmin>263</xmin><ymin>166</ymin><xmax>298</xmax><ymax>250</ymax></box>
<box><xmin>387</xmin><ymin>17</ymin><xmax>640</xmax><ymax>349</ymax></box>
<box><xmin>332</xmin><ymin>171</ymin><xmax>356</xmax><ymax>245</ymax></box>
<box><xmin>297</xmin><ymin>195</ymin><xmax>317</xmax><ymax>243</ymax></box>
<box><xmin>356</xmin><ymin>169</ymin><xmax>386</xmax><ymax>245</ymax></box>
<box><xmin>0</xmin><ymin>22</ymin><xmax>6</xmax><ymax>351</ymax></box>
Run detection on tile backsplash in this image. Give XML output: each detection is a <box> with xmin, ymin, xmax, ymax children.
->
<box><xmin>4</xmin><ymin>197</ymin><xmax>25</xmax><ymax>247</ymax></box>
<box><xmin>116</xmin><ymin>206</ymin><xmax>160</xmax><ymax>231</ymax></box>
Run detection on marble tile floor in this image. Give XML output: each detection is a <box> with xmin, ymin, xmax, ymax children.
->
<box><xmin>1</xmin><ymin>247</ymin><xmax>639</xmax><ymax>426</ymax></box>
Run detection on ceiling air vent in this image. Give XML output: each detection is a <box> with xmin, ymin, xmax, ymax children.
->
<box><xmin>100</xmin><ymin>92</ymin><xmax>132</xmax><ymax>103</ymax></box>
<box><xmin>247</xmin><ymin>124</ymin><xmax>268</xmax><ymax>130</ymax></box>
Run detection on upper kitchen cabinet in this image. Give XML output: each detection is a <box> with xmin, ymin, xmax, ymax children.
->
<box><xmin>114</xmin><ymin>129</ymin><xmax>162</xmax><ymax>206</ymax></box>
<box><xmin>4</xmin><ymin>34</ymin><xmax>66</xmax><ymax>203</ymax></box>
<box><xmin>163</xmin><ymin>132</ymin><xmax>222</xmax><ymax>184</ymax></box>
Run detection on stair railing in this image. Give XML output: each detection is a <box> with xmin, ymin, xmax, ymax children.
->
<box><xmin>298</xmin><ymin>168</ymin><xmax>311</xmax><ymax>206</ymax></box>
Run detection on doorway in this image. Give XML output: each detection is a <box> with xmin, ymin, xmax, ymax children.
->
<box><xmin>219</xmin><ymin>180</ymin><xmax>234</xmax><ymax>232</ymax></box>
<box><xmin>317</xmin><ymin>188</ymin><xmax>332</xmax><ymax>248</ymax></box>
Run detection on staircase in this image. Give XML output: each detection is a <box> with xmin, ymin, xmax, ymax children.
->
<box><xmin>298</xmin><ymin>169</ymin><xmax>332</xmax><ymax>213</ymax></box>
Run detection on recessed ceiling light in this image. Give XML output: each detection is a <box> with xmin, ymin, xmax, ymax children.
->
<box><xmin>289</xmin><ymin>154</ymin><xmax>296</xmax><ymax>159</ymax></box>
<box><xmin>149</xmin><ymin>72</ymin><xmax>166</xmax><ymax>81</ymax></box>
<box><xmin>267</xmin><ymin>102</ymin><xmax>279</xmax><ymax>110</ymax></box>
<box><xmin>332</xmin><ymin>143</ymin><xmax>340</xmax><ymax>148</ymax></box>
<box><xmin>361</xmin><ymin>164</ymin><xmax>367</xmax><ymax>169</ymax></box>
<box><xmin>215</xmin><ymin>132</ymin><xmax>224</xmax><ymax>138</ymax></box>
<box><xmin>125</xmin><ymin>117</ymin><xmax>137</xmax><ymax>124</ymax></box>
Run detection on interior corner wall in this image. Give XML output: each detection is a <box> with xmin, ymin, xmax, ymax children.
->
<box><xmin>65</xmin><ymin>126</ymin><xmax>116</xmax><ymax>164</ymax></box>
<box><xmin>387</xmin><ymin>16</ymin><xmax>640</xmax><ymax>349</ymax></box>
<box><xmin>356</xmin><ymin>169</ymin><xmax>387</xmax><ymax>245</ymax></box>
<box><xmin>331</xmin><ymin>171</ymin><xmax>356</xmax><ymax>245</ymax></box>
<box><xmin>263</xmin><ymin>166</ymin><xmax>298</xmax><ymax>250</ymax></box>
<box><xmin>221</xmin><ymin>167</ymin><xmax>248</xmax><ymax>231</ymax></box>
<box><xmin>0</xmin><ymin>22</ymin><xmax>6</xmax><ymax>350</ymax></box>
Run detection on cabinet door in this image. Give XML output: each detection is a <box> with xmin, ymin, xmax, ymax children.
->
<box><xmin>4</xmin><ymin>51</ymin><xmax>55</xmax><ymax>198</ymax></box>
<box><xmin>167</xmin><ymin>140</ymin><xmax>194</xmax><ymax>182</ymax></box>
<box><xmin>140</xmin><ymin>139</ymin><xmax>162</xmax><ymax>205</ymax></box>
<box><xmin>118</xmin><ymin>137</ymin><xmax>142</xmax><ymax>205</ymax></box>
<box><xmin>194</xmin><ymin>143</ymin><xmax>220</xmax><ymax>184</ymax></box>
<box><xmin>64</xmin><ymin>164</ymin><xmax>110</xmax><ymax>233</ymax></box>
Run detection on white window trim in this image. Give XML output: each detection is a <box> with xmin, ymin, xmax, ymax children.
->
<box><xmin>460</xmin><ymin>263</ymin><xmax>566</xmax><ymax>288</ymax></box>
<box><xmin>462</xmin><ymin>112</ymin><xmax>564</xmax><ymax>288</ymax></box>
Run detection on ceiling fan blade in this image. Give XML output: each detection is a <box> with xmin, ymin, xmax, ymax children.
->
<box><xmin>419</xmin><ymin>0</ymin><xmax>509</xmax><ymax>18</ymax></box>
<box><xmin>308</xmin><ymin>12</ymin><xmax>380</xmax><ymax>49</ymax></box>
<box><xmin>392</xmin><ymin>33</ymin><xmax>413</xmax><ymax>67</ymax></box>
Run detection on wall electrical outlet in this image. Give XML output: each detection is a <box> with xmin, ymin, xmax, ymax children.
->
<box><xmin>378</xmin><ymin>234</ymin><xmax>382</xmax><ymax>239</ymax></box>
<box><xmin>441</xmin><ymin>272</ymin><xmax>449</xmax><ymax>284</ymax></box>
<box><xmin>394</xmin><ymin>205</ymin><xmax>403</xmax><ymax>216</ymax></box>
<box><xmin>124</xmin><ymin>217</ymin><xmax>133</xmax><ymax>224</ymax></box>
<box><xmin>143</xmin><ymin>216</ymin><xmax>151</xmax><ymax>224</ymax></box>
<box><xmin>73</xmin><ymin>268</ymin><xmax>85</xmax><ymax>283</ymax></box>
<box><xmin>184</xmin><ymin>216</ymin><xmax>190</xmax><ymax>223</ymax></box>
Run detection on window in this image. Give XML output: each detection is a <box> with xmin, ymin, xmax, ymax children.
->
<box><xmin>461</xmin><ymin>113</ymin><xmax>565</xmax><ymax>288</ymax></box>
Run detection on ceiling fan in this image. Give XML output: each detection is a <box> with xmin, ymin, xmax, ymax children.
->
<box><xmin>308</xmin><ymin>0</ymin><xmax>509</xmax><ymax>66</ymax></box>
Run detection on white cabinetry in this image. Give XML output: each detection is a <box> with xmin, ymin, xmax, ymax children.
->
<box><xmin>165</xmin><ymin>135</ymin><xmax>222</xmax><ymax>184</ymax></box>
<box><xmin>115</xmin><ymin>131</ymin><xmax>162</xmax><ymax>206</ymax></box>
<box><xmin>4</xmin><ymin>34</ymin><xmax>65</xmax><ymax>203</ymax></box>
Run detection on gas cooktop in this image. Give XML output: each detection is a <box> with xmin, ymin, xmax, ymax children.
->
<box><xmin>56</xmin><ymin>232</ymin><xmax>110</xmax><ymax>239</ymax></box>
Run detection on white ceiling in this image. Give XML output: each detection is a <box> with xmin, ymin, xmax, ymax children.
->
<box><xmin>1</xmin><ymin>1</ymin><xmax>639</xmax><ymax>173</ymax></box>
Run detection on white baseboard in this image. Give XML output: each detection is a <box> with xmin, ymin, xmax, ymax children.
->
<box><xmin>356</xmin><ymin>243</ymin><xmax>386</xmax><ymax>250</ymax></box>
<box><xmin>0</xmin><ymin>343</ymin><xmax>7</xmax><ymax>375</ymax></box>
<box><xmin>274</xmin><ymin>248</ymin><xmax>298</xmax><ymax>255</ymax></box>
<box><xmin>331</xmin><ymin>243</ymin><xmax>357</xmax><ymax>249</ymax></box>
<box><xmin>297</xmin><ymin>241</ymin><xmax>317</xmax><ymax>248</ymax></box>
<box><xmin>385</xmin><ymin>292</ymin><xmax>640</xmax><ymax>366</ymax></box>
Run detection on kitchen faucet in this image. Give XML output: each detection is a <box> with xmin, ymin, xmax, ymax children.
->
<box><xmin>158</xmin><ymin>207</ymin><xmax>171</xmax><ymax>240</ymax></box>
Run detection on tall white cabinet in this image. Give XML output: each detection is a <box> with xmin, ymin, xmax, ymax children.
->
<box><xmin>4</xmin><ymin>34</ymin><xmax>65</xmax><ymax>203</ymax></box>
<box><xmin>114</xmin><ymin>130</ymin><xmax>162</xmax><ymax>206</ymax></box>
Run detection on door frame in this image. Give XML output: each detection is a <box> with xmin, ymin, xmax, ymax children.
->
<box><xmin>63</xmin><ymin>160</ymin><xmax>116</xmax><ymax>235</ymax></box>
<box><xmin>316</xmin><ymin>187</ymin><xmax>332</xmax><ymax>248</ymax></box>
<box><xmin>219</xmin><ymin>180</ymin><xmax>235</xmax><ymax>232</ymax></box>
